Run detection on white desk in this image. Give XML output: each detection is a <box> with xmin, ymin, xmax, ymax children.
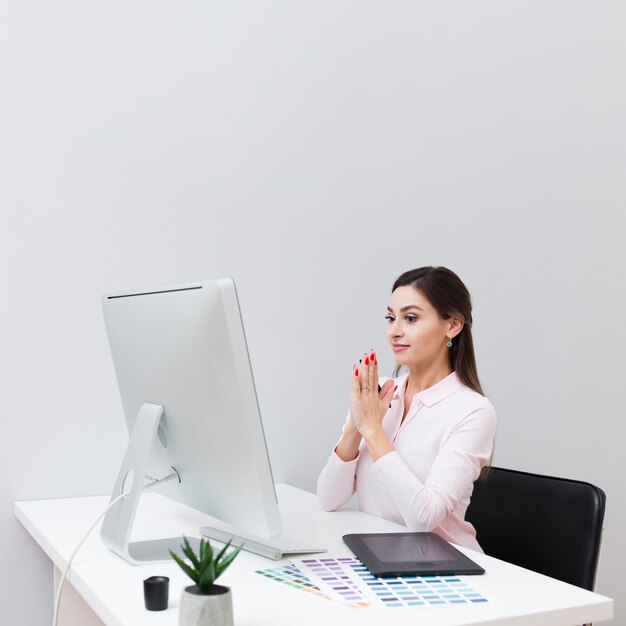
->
<box><xmin>15</xmin><ymin>485</ymin><xmax>613</xmax><ymax>626</ymax></box>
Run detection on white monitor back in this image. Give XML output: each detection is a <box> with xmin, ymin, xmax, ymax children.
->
<box><xmin>102</xmin><ymin>278</ymin><xmax>282</xmax><ymax>541</ymax></box>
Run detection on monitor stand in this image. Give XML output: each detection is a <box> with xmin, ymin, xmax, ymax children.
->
<box><xmin>100</xmin><ymin>402</ymin><xmax>200</xmax><ymax>565</ymax></box>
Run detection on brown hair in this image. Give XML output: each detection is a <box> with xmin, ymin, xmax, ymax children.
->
<box><xmin>392</xmin><ymin>266</ymin><xmax>484</xmax><ymax>396</ymax></box>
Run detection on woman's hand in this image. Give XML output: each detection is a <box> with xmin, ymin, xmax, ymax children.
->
<box><xmin>350</xmin><ymin>350</ymin><xmax>395</xmax><ymax>440</ymax></box>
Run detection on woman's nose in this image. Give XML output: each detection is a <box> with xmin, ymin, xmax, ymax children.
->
<box><xmin>388</xmin><ymin>321</ymin><xmax>402</xmax><ymax>337</ymax></box>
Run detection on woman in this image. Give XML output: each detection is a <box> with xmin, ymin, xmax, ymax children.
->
<box><xmin>317</xmin><ymin>266</ymin><xmax>497</xmax><ymax>552</ymax></box>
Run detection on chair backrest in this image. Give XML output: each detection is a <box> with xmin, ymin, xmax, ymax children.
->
<box><xmin>465</xmin><ymin>466</ymin><xmax>606</xmax><ymax>591</ymax></box>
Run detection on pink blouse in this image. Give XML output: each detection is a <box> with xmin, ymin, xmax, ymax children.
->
<box><xmin>317</xmin><ymin>371</ymin><xmax>497</xmax><ymax>553</ymax></box>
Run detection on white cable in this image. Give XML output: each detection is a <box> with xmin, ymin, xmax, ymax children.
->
<box><xmin>53</xmin><ymin>491</ymin><xmax>130</xmax><ymax>626</ymax></box>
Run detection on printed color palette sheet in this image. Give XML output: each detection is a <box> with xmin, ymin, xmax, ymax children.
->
<box><xmin>254</xmin><ymin>564</ymin><xmax>368</xmax><ymax>609</ymax></box>
<box><xmin>256</xmin><ymin>557</ymin><xmax>488</xmax><ymax>610</ymax></box>
<box><xmin>293</xmin><ymin>557</ymin><xmax>489</xmax><ymax>609</ymax></box>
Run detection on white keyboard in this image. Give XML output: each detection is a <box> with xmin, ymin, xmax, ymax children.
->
<box><xmin>199</xmin><ymin>524</ymin><xmax>327</xmax><ymax>561</ymax></box>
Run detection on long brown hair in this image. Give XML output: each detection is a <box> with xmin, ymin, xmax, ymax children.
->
<box><xmin>392</xmin><ymin>266</ymin><xmax>484</xmax><ymax>396</ymax></box>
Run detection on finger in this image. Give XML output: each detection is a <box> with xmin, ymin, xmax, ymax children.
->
<box><xmin>351</xmin><ymin>364</ymin><xmax>361</xmax><ymax>395</ymax></box>
<box><xmin>357</xmin><ymin>356</ymin><xmax>365</xmax><ymax>391</ymax></box>
<box><xmin>368</xmin><ymin>349</ymin><xmax>378</xmax><ymax>392</ymax></box>
<box><xmin>380</xmin><ymin>379</ymin><xmax>395</xmax><ymax>405</ymax></box>
<box><xmin>360</xmin><ymin>352</ymin><xmax>371</xmax><ymax>392</ymax></box>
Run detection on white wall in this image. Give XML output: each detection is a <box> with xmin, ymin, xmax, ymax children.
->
<box><xmin>1</xmin><ymin>1</ymin><xmax>624</xmax><ymax>624</ymax></box>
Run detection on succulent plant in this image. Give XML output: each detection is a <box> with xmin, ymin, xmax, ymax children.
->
<box><xmin>170</xmin><ymin>536</ymin><xmax>243</xmax><ymax>594</ymax></box>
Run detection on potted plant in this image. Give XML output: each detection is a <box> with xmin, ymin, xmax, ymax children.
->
<box><xmin>170</xmin><ymin>536</ymin><xmax>243</xmax><ymax>626</ymax></box>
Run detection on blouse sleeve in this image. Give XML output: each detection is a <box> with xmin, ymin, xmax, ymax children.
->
<box><xmin>371</xmin><ymin>402</ymin><xmax>497</xmax><ymax>531</ymax></box>
<box><xmin>317</xmin><ymin>415</ymin><xmax>360</xmax><ymax>511</ymax></box>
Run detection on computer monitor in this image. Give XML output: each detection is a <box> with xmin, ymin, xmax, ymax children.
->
<box><xmin>100</xmin><ymin>278</ymin><xmax>281</xmax><ymax>564</ymax></box>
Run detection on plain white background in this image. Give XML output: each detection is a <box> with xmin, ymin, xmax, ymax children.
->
<box><xmin>1</xmin><ymin>2</ymin><xmax>624</xmax><ymax>624</ymax></box>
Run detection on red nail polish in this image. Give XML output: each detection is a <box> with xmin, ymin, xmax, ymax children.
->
<box><xmin>364</xmin><ymin>356</ymin><xmax>369</xmax><ymax>365</ymax></box>
<box><xmin>394</xmin><ymin>385</ymin><xmax>398</xmax><ymax>391</ymax></box>
<box><xmin>355</xmin><ymin>368</ymin><xmax>359</xmax><ymax>376</ymax></box>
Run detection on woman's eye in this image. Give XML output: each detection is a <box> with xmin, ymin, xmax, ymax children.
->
<box><xmin>384</xmin><ymin>315</ymin><xmax>395</xmax><ymax>323</ymax></box>
<box><xmin>405</xmin><ymin>315</ymin><xmax>418</xmax><ymax>323</ymax></box>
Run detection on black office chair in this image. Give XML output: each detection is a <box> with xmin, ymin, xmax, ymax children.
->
<box><xmin>465</xmin><ymin>466</ymin><xmax>606</xmax><ymax>591</ymax></box>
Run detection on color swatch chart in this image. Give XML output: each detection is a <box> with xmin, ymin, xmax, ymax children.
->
<box><xmin>256</xmin><ymin>557</ymin><xmax>488</xmax><ymax>610</ymax></box>
<box><xmin>254</xmin><ymin>563</ymin><xmax>368</xmax><ymax>609</ymax></box>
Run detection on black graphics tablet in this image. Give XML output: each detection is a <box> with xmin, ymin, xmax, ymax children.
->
<box><xmin>343</xmin><ymin>532</ymin><xmax>485</xmax><ymax>577</ymax></box>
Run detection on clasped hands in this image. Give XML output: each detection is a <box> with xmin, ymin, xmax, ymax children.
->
<box><xmin>349</xmin><ymin>349</ymin><xmax>396</xmax><ymax>440</ymax></box>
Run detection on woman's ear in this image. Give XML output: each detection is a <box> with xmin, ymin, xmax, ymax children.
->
<box><xmin>448</xmin><ymin>317</ymin><xmax>464</xmax><ymax>339</ymax></box>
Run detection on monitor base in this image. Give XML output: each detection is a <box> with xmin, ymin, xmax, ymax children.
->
<box><xmin>100</xmin><ymin>403</ymin><xmax>189</xmax><ymax>565</ymax></box>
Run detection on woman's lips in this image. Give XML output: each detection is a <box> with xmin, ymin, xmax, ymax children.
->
<box><xmin>392</xmin><ymin>344</ymin><xmax>409</xmax><ymax>353</ymax></box>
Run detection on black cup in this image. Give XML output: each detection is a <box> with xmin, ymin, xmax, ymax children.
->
<box><xmin>143</xmin><ymin>576</ymin><xmax>169</xmax><ymax>611</ymax></box>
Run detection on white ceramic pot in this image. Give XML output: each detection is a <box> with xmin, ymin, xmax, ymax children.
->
<box><xmin>179</xmin><ymin>584</ymin><xmax>233</xmax><ymax>626</ymax></box>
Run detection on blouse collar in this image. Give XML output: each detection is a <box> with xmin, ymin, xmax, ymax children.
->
<box><xmin>395</xmin><ymin>371</ymin><xmax>464</xmax><ymax>408</ymax></box>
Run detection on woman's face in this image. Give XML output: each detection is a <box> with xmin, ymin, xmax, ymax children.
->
<box><xmin>386</xmin><ymin>286</ymin><xmax>457</xmax><ymax>369</ymax></box>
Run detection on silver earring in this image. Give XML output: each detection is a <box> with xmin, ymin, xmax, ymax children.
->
<box><xmin>446</xmin><ymin>338</ymin><xmax>453</xmax><ymax>348</ymax></box>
